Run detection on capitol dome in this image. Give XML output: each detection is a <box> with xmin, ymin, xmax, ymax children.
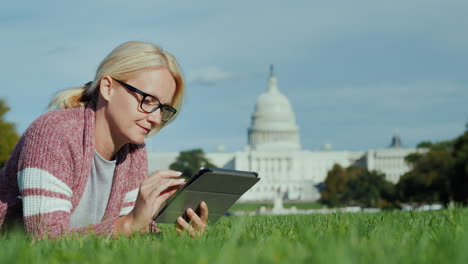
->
<box><xmin>248</xmin><ymin>65</ymin><xmax>301</xmax><ymax>151</ymax></box>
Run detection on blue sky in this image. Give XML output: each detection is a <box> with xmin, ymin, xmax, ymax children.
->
<box><xmin>1</xmin><ymin>0</ymin><xmax>467</xmax><ymax>153</ymax></box>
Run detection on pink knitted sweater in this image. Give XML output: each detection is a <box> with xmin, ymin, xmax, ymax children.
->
<box><xmin>0</xmin><ymin>104</ymin><xmax>148</xmax><ymax>238</ymax></box>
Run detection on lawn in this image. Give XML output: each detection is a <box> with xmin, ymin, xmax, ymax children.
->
<box><xmin>229</xmin><ymin>201</ymin><xmax>324</xmax><ymax>212</ymax></box>
<box><xmin>1</xmin><ymin>209</ymin><xmax>467</xmax><ymax>263</ymax></box>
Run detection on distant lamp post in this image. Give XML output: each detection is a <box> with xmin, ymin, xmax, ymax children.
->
<box><xmin>273</xmin><ymin>187</ymin><xmax>284</xmax><ymax>212</ymax></box>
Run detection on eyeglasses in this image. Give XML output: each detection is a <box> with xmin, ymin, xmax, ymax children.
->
<box><xmin>112</xmin><ymin>78</ymin><xmax>177</xmax><ymax>122</ymax></box>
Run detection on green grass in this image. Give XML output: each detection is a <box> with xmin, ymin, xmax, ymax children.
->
<box><xmin>1</xmin><ymin>209</ymin><xmax>468</xmax><ymax>263</ymax></box>
<box><xmin>230</xmin><ymin>201</ymin><xmax>324</xmax><ymax>211</ymax></box>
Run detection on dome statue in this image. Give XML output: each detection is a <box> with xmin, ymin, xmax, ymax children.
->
<box><xmin>248</xmin><ymin>65</ymin><xmax>301</xmax><ymax>151</ymax></box>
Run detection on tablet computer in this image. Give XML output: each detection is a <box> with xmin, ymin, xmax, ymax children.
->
<box><xmin>154</xmin><ymin>167</ymin><xmax>260</xmax><ymax>224</ymax></box>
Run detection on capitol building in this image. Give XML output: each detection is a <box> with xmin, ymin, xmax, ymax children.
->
<box><xmin>148</xmin><ymin>66</ymin><xmax>424</xmax><ymax>202</ymax></box>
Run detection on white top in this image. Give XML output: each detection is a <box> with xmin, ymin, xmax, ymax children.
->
<box><xmin>70</xmin><ymin>151</ymin><xmax>116</xmax><ymax>228</ymax></box>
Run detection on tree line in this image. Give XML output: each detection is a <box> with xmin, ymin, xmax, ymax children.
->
<box><xmin>0</xmin><ymin>99</ymin><xmax>20</xmax><ymax>169</ymax></box>
<box><xmin>320</xmin><ymin>125</ymin><xmax>468</xmax><ymax>208</ymax></box>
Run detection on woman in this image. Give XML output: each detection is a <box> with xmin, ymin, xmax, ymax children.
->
<box><xmin>0</xmin><ymin>41</ymin><xmax>208</xmax><ymax>238</ymax></box>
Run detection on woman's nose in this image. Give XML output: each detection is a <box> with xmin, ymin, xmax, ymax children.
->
<box><xmin>147</xmin><ymin>108</ymin><xmax>162</xmax><ymax>125</ymax></box>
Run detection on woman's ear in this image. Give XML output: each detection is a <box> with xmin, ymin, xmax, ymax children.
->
<box><xmin>99</xmin><ymin>76</ymin><xmax>113</xmax><ymax>102</ymax></box>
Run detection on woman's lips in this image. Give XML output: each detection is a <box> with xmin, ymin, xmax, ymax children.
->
<box><xmin>137</xmin><ymin>124</ymin><xmax>150</xmax><ymax>133</ymax></box>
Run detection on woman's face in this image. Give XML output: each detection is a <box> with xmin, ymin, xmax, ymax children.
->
<box><xmin>104</xmin><ymin>67</ymin><xmax>176</xmax><ymax>146</ymax></box>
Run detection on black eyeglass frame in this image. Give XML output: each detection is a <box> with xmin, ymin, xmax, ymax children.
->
<box><xmin>112</xmin><ymin>78</ymin><xmax>177</xmax><ymax>122</ymax></box>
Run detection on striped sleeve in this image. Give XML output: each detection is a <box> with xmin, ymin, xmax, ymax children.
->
<box><xmin>119</xmin><ymin>188</ymin><xmax>138</xmax><ymax>216</ymax></box>
<box><xmin>17</xmin><ymin>168</ymin><xmax>73</xmax><ymax>217</ymax></box>
<box><xmin>17</xmin><ymin>166</ymin><xmax>117</xmax><ymax>238</ymax></box>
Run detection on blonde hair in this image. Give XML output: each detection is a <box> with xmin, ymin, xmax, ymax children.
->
<box><xmin>49</xmin><ymin>41</ymin><xmax>185</xmax><ymax>136</ymax></box>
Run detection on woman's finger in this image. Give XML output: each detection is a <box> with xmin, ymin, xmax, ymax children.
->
<box><xmin>145</xmin><ymin>170</ymin><xmax>182</xmax><ymax>185</ymax></box>
<box><xmin>147</xmin><ymin>179</ymin><xmax>184</xmax><ymax>216</ymax></box>
<box><xmin>199</xmin><ymin>201</ymin><xmax>209</xmax><ymax>223</ymax></box>
<box><xmin>148</xmin><ymin>178</ymin><xmax>185</xmax><ymax>201</ymax></box>
<box><xmin>129</xmin><ymin>173</ymin><xmax>184</xmax><ymax>233</ymax></box>
<box><xmin>175</xmin><ymin>223</ymin><xmax>183</xmax><ymax>234</ymax></box>
<box><xmin>186</xmin><ymin>208</ymin><xmax>206</xmax><ymax>231</ymax></box>
<box><xmin>156</xmin><ymin>187</ymin><xmax>178</xmax><ymax>204</ymax></box>
<box><xmin>149</xmin><ymin>170</ymin><xmax>183</xmax><ymax>179</ymax></box>
<box><xmin>154</xmin><ymin>188</ymin><xmax>179</xmax><ymax>212</ymax></box>
<box><xmin>176</xmin><ymin>216</ymin><xmax>195</xmax><ymax>236</ymax></box>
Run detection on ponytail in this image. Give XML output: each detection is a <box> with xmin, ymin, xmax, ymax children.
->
<box><xmin>48</xmin><ymin>86</ymin><xmax>87</xmax><ymax>110</ymax></box>
<box><xmin>48</xmin><ymin>81</ymin><xmax>99</xmax><ymax>110</ymax></box>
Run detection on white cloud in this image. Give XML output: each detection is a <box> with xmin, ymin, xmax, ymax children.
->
<box><xmin>186</xmin><ymin>66</ymin><xmax>236</xmax><ymax>84</ymax></box>
<box><xmin>185</xmin><ymin>66</ymin><xmax>263</xmax><ymax>85</ymax></box>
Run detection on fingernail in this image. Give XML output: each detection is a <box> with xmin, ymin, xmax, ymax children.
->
<box><xmin>188</xmin><ymin>208</ymin><xmax>194</xmax><ymax>214</ymax></box>
<box><xmin>177</xmin><ymin>217</ymin><xmax>183</xmax><ymax>222</ymax></box>
<box><xmin>177</xmin><ymin>178</ymin><xmax>186</xmax><ymax>182</ymax></box>
<box><xmin>175</xmin><ymin>171</ymin><xmax>182</xmax><ymax>176</ymax></box>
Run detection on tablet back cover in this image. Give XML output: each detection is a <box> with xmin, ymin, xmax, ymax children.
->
<box><xmin>155</xmin><ymin>168</ymin><xmax>260</xmax><ymax>224</ymax></box>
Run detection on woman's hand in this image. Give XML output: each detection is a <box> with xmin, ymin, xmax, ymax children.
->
<box><xmin>118</xmin><ymin>170</ymin><xmax>185</xmax><ymax>235</ymax></box>
<box><xmin>175</xmin><ymin>201</ymin><xmax>209</xmax><ymax>238</ymax></box>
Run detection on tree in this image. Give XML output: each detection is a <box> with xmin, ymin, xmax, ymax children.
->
<box><xmin>0</xmin><ymin>99</ymin><xmax>20</xmax><ymax>169</ymax></box>
<box><xmin>344</xmin><ymin>170</ymin><xmax>396</xmax><ymax>208</ymax></box>
<box><xmin>321</xmin><ymin>164</ymin><xmax>396</xmax><ymax>208</ymax></box>
<box><xmin>320</xmin><ymin>164</ymin><xmax>365</xmax><ymax>206</ymax></box>
<box><xmin>450</xmin><ymin>128</ymin><xmax>468</xmax><ymax>203</ymax></box>
<box><xmin>397</xmin><ymin>140</ymin><xmax>454</xmax><ymax>204</ymax></box>
<box><xmin>169</xmin><ymin>149</ymin><xmax>217</xmax><ymax>178</ymax></box>
<box><xmin>398</xmin><ymin>128</ymin><xmax>468</xmax><ymax>205</ymax></box>
<box><xmin>320</xmin><ymin>164</ymin><xmax>348</xmax><ymax>206</ymax></box>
